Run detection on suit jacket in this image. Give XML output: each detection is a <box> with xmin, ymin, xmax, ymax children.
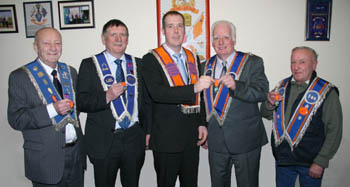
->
<box><xmin>142</xmin><ymin>52</ymin><xmax>206</xmax><ymax>153</ymax></box>
<box><xmin>207</xmin><ymin>52</ymin><xmax>269</xmax><ymax>154</ymax></box>
<box><xmin>77</xmin><ymin>54</ymin><xmax>146</xmax><ymax>159</ymax></box>
<box><xmin>7</xmin><ymin>62</ymin><xmax>84</xmax><ymax>184</ymax></box>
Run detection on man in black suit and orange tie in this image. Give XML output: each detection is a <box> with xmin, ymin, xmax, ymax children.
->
<box><xmin>142</xmin><ymin>11</ymin><xmax>212</xmax><ymax>187</ymax></box>
<box><xmin>7</xmin><ymin>27</ymin><xmax>85</xmax><ymax>187</ymax></box>
<box><xmin>77</xmin><ymin>19</ymin><xmax>146</xmax><ymax>187</ymax></box>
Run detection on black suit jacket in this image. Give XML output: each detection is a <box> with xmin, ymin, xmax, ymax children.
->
<box><xmin>77</xmin><ymin>54</ymin><xmax>146</xmax><ymax>159</ymax></box>
<box><xmin>142</xmin><ymin>52</ymin><xmax>206</xmax><ymax>153</ymax></box>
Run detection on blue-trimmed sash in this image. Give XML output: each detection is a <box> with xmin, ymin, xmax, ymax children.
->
<box><xmin>92</xmin><ymin>52</ymin><xmax>137</xmax><ymax>122</ymax></box>
<box><xmin>273</xmin><ymin>77</ymin><xmax>333</xmax><ymax>150</ymax></box>
<box><xmin>151</xmin><ymin>46</ymin><xmax>200</xmax><ymax>114</ymax></box>
<box><xmin>23</xmin><ymin>60</ymin><xmax>78</xmax><ymax>131</ymax></box>
<box><xmin>204</xmin><ymin>52</ymin><xmax>248</xmax><ymax>126</ymax></box>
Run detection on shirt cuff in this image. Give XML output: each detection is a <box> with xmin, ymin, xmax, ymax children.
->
<box><xmin>47</xmin><ymin>103</ymin><xmax>58</xmax><ymax>119</ymax></box>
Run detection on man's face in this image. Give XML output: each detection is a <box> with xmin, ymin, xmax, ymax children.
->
<box><xmin>212</xmin><ymin>23</ymin><xmax>235</xmax><ymax>61</ymax></box>
<box><xmin>162</xmin><ymin>14</ymin><xmax>185</xmax><ymax>51</ymax></box>
<box><xmin>291</xmin><ymin>49</ymin><xmax>318</xmax><ymax>84</ymax></box>
<box><xmin>102</xmin><ymin>25</ymin><xmax>128</xmax><ymax>58</ymax></box>
<box><xmin>34</xmin><ymin>29</ymin><xmax>62</xmax><ymax>66</ymax></box>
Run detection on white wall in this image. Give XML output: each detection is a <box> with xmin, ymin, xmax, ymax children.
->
<box><xmin>1</xmin><ymin>0</ymin><xmax>349</xmax><ymax>186</ymax></box>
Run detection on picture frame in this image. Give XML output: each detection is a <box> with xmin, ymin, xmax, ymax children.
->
<box><xmin>0</xmin><ymin>5</ymin><xmax>18</xmax><ymax>33</ymax></box>
<box><xmin>157</xmin><ymin>0</ymin><xmax>210</xmax><ymax>62</ymax></box>
<box><xmin>305</xmin><ymin>0</ymin><xmax>332</xmax><ymax>41</ymax></box>
<box><xmin>58</xmin><ymin>0</ymin><xmax>95</xmax><ymax>30</ymax></box>
<box><xmin>23</xmin><ymin>1</ymin><xmax>54</xmax><ymax>38</ymax></box>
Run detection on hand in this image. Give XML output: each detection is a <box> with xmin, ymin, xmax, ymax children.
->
<box><xmin>106</xmin><ymin>83</ymin><xmax>126</xmax><ymax>103</ymax></box>
<box><xmin>197</xmin><ymin>126</ymin><xmax>208</xmax><ymax>146</ymax></box>
<box><xmin>267</xmin><ymin>91</ymin><xmax>280</xmax><ymax>108</ymax></box>
<box><xmin>145</xmin><ymin>134</ymin><xmax>150</xmax><ymax>150</ymax></box>
<box><xmin>218</xmin><ymin>73</ymin><xmax>236</xmax><ymax>90</ymax></box>
<box><xmin>201</xmin><ymin>140</ymin><xmax>208</xmax><ymax>149</ymax></box>
<box><xmin>309</xmin><ymin>163</ymin><xmax>324</xmax><ymax>179</ymax></box>
<box><xmin>53</xmin><ymin>99</ymin><xmax>72</xmax><ymax>116</ymax></box>
<box><xmin>194</xmin><ymin>76</ymin><xmax>214</xmax><ymax>93</ymax></box>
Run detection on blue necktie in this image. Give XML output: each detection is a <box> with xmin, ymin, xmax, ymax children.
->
<box><xmin>114</xmin><ymin>59</ymin><xmax>130</xmax><ymax>129</ymax></box>
<box><xmin>173</xmin><ymin>54</ymin><xmax>188</xmax><ymax>84</ymax></box>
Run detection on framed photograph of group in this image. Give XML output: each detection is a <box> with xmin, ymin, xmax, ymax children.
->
<box><xmin>0</xmin><ymin>5</ymin><xmax>18</xmax><ymax>33</ymax></box>
<box><xmin>305</xmin><ymin>0</ymin><xmax>332</xmax><ymax>41</ymax></box>
<box><xmin>23</xmin><ymin>1</ymin><xmax>54</xmax><ymax>38</ymax></box>
<box><xmin>156</xmin><ymin>0</ymin><xmax>210</xmax><ymax>62</ymax></box>
<box><xmin>58</xmin><ymin>0</ymin><xmax>95</xmax><ymax>30</ymax></box>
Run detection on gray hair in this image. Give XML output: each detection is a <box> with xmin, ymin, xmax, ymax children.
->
<box><xmin>292</xmin><ymin>46</ymin><xmax>318</xmax><ymax>61</ymax></box>
<box><xmin>211</xmin><ymin>20</ymin><xmax>236</xmax><ymax>42</ymax></box>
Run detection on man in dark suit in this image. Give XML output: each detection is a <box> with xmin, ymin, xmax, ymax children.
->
<box><xmin>77</xmin><ymin>19</ymin><xmax>146</xmax><ymax>187</ymax></box>
<box><xmin>7</xmin><ymin>27</ymin><xmax>85</xmax><ymax>187</ymax></box>
<box><xmin>142</xmin><ymin>11</ymin><xmax>212</xmax><ymax>187</ymax></box>
<box><xmin>202</xmin><ymin>20</ymin><xmax>269</xmax><ymax>187</ymax></box>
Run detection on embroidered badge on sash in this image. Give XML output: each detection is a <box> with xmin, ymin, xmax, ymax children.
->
<box><xmin>204</xmin><ymin>52</ymin><xmax>249</xmax><ymax>126</ymax></box>
<box><xmin>23</xmin><ymin>60</ymin><xmax>78</xmax><ymax>131</ymax></box>
<box><xmin>273</xmin><ymin>77</ymin><xmax>333</xmax><ymax>150</ymax></box>
<box><xmin>151</xmin><ymin>46</ymin><xmax>200</xmax><ymax>114</ymax></box>
<box><xmin>92</xmin><ymin>52</ymin><xmax>138</xmax><ymax>122</ymax></box>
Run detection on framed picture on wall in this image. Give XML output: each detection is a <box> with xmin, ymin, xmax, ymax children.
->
<box><xmin>305</xmin><ymin>0</ymin><xmax>332</xmax><ymax>41</ymax></box>
<box><xmin>58</xmin><ymin>0</ymin><xmax>95</xmax><ymax>30</ymax></box>
<box><xmin>23</xmin><ymin>1</ymin><xmax>54</xmax><ymax>38</ymax></box>
<box><xmin>0</xmin><ymin>5</ymin><xmax>18</xmax><ymax>33</ymax></box>
<box><xmin>157</xmin><ymin>0</ymin><xmax>210</xmax><ymax>62</ymax></box>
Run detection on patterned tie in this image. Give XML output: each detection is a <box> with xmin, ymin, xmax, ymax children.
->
<box><xmin>214</xmin><ymin>61</ymin><xmax>227</xmax><ymax>97</ymax></box>
<box><xmin>173</xmin><ymin>53</ymin><xmax>188</xmax><ymax>84</ymax></box>
<box><xmin>51</xmin><ymin>70</ymin><xmax>63</xmax><ymax>98</ymax></box>
<box><xmin>114</xmin><ymin>59</ymin><xmax>130</xmax><ymax>129</ymax></box>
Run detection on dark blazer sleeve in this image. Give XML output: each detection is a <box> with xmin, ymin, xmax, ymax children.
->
<box><xmin>232</xmin><ymin>54</ymin><xmax>269</xmax><ymax>103</ymax></box>
<box><xmin>7</xmin><ymin>68</ymin><xmax>52</xmax><ymax>130</ymax></box>
<box><xmin>142</xmin><ymin>53</ymin><xmax>197</xmax><ymax>105</ymax></box>
<box><xmin>77</xmin><ymin>57</ymin><xmax>110</xmax><ymax>113</ymax></box>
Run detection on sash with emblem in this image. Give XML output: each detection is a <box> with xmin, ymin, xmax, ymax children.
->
<box><xmin>151</xmin><ymin>45</ymin><xmax>200</xmax><ymax>114</ymax></box>
<box><xmin>273</xmin><ymin>76</ymin><xmax>333</xmax><ymax>150</ymax></box>
<box><xmin>92</xmin><ymin>52</ymin><xmax>138</xmax><ymax>122</ymax></box>
<box><xmin>23</xmin><ymin>60</ymin><xmax>78</xmax><ymax>131</ymax></box>
<box><xmin>204</xmin><ymin>52</ymin><xmax>249</xmax><ymax>126</ymax></box>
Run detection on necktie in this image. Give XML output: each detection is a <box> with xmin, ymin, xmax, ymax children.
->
<box><xmin>114</xmin><ymin>59</ymin><xmax>130</xmax><ymax>129</ymax></box>
<box><xmin>214</xmin><ymin>61</ymin><xmax>227</xmax><ymax>97</ymax></box>
<box><xmin>51</xmin><ymin>70</ymin><xmax>63</xmax><ymax>98</ymax></box>
<box><xmin>173</xmin><ymin>53</ymin><xmax>188</xmax><ymax>84</ymax></box>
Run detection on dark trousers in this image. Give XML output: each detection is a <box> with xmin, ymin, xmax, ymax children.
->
<box><xmin>276</xmin><ymin>165</ymin><xmax>322</xmax><ymax>187</ymax></box>
<box><xmin>209</xmin><ymin>146</ymin><xmax>262</xmax><ymax>187</ymax></box>
<box><xmin>90</xmin><ymin>125</ymin><xmax>145</xmax><ymax>187</ymax></box>
<box><xmin>153</xmin><ymin>147</ymin><xmax>199</xmax><ymax>187</ymax></box>
<box><xmin>32</xmin><ymin>143</ymin><xmax>84</xmax><ymax>187</ymax></box>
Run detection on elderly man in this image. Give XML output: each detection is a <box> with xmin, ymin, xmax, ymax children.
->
<box><xmin>260</xmin><ymin>46</ymin><xmax>342</xmax><ymax>187</ymax></box>
<box><xmin>202</xmin><ymin>20</ymin><xmax>269</xmax><ymax>187</ymax></box>
<box><xmin>7</xmin><ymin>27</ymin><xmax>84</xmax><ymax>187</ymax></box>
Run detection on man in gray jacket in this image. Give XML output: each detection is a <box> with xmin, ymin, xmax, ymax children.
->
<box><xmin>202</xmin><ymin>20</ymin><xmax>269</xmax><ymax>187</ymax></box>
<box><xmin>7</xmin><ymin>27</ymin><xmax>84</xmax><ymax>187</ymax></box>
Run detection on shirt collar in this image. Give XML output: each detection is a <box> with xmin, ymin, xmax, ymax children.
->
<box><xmin>163</xmin><ymin>43</ymin><xmax>185</xmax><ymax>57</ymax></box>
<box><xmin>216</xmin><ymin>51</ymin><xmax>235</xmax><ymax>66</ymax></box>
<box><xmin>105</xmin><ymin>51</ymin><xmax>125</xmax><ymax>64</ymax></box>
<box><xmin>37</xmin><ymin>58</ymin><xmax>56</xmax><ymax>75</ymax></box>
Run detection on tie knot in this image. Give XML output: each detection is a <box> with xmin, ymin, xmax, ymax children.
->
<box><xmin>173</xmin><ymin>54</ymin><xmax>182</xmax><ymax>63</ymax></box>
<box><xmin>114</xmin><ymin>59</ymin><xmax>122</xmax><ymax>66</ymax></box>
<box><xmin>222</xmin><ymin>61</ymin><xmax>227</xmax><ymax>67</ymax></box>
<box><xmin>51</xmin><ymin>70</ymin><xmax>57</xmax><ymax>78</ymax></box>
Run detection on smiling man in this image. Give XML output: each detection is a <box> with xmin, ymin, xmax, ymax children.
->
<box><xmin>8</xmin><ymin>27</ymin><xmax>85</xmax><ymax>187</ymax></box>
<box><xmin>77</xmin><ymin>19</ymin><xmax>147</xmax><ymax>187</ymax></box>
<box><xmin>142</xmin><ymin>11</ymin><xmax>212</xmax><ymax>187</ymax></box>
<box><xmin>260</xmin><ymin>46</ymin><xmax>343</xmax><ymax>187</ymax></box>
<box><xmin>202</xmin><ymin>20</ymin><xmax>269</xmax><ymax>187</ymax></box>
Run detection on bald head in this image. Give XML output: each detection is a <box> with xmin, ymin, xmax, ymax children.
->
<box><xmin>33</xmin><ymin>27</ymin><xmax>62</xmax><ymax>68</ymax></box>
